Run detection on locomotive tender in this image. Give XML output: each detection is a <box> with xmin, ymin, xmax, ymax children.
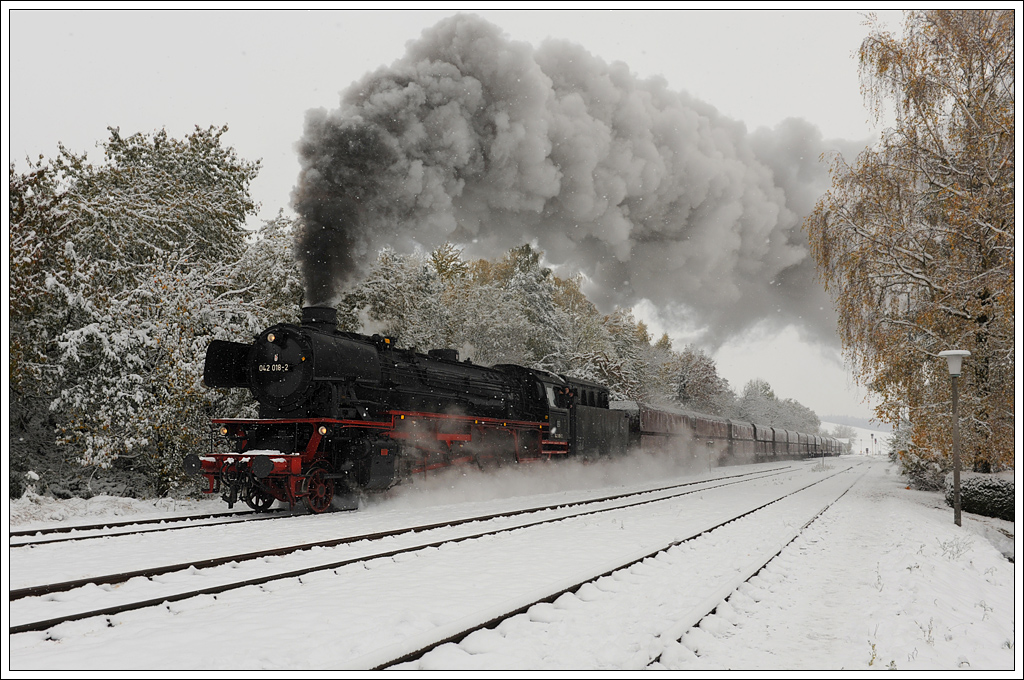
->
<box><xmin>185</xmin><ymin>306</ymin><xmax>838</xmax><ymax>513</ymax></box>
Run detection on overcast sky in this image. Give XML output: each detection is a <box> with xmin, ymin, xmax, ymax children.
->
<box><xmin>6</xmin><ymin>6</ymin><xmax>910</xmax><ymax>421</ymax></box>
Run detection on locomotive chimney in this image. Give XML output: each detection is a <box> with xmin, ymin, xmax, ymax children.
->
<box><xmin>301</xmin><ymin>306</ymin><xmax>338</xmax><ymax>333</ymax></box>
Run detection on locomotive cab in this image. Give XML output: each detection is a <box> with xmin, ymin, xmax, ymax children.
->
<box><xmin>491</xmin><ymin>365</ymin><xmax>571</xmax><ymax>457</ymax></box>
<box><xmin>539</xmin><ymin>376</ymin><xmax>571</xmax><ymax>452</ymax></box>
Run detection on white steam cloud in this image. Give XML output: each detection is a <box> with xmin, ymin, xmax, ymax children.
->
<box><xmin>358</xmin><ymin>443</ymin><xmax>713</xmax><ymax>512</ymax></box>
<box><xmin>293</xmin><ymin>14</ymin><xmax>861</xmax><ymax>346</ymax></box>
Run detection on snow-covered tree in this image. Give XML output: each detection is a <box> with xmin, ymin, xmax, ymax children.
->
<box><xmin>774</xmin><ymin>397</ymin><xmax>822</xmax><ymax>434</ymax></box>
<box><xmin>233</xmin><ymin>211</ymin><xmax>306</xmax><ymax>320</ymax></box>
<box><xmin>429</xmin><ymin>242</ymin><xmax>470</xmax><ymax>283</ymax></box>
<box><xmin>342</xmin><ymin>244</ymin><xmax>566</xmax><ymax>370</ymax></box>
<box><xmin>737</xmin><ymin>379</ymin><xmax>777</xmax><ymax>426</ymax></box>
<box><xmin>342</xmin><ymin>247</ymin><xmax>448</xmax><ymax>350</ymax></box>
<box><xmin>466</xmin><ymin>245</ymin><xmax>561</xmax><ymax>369</ymax></box>
<box><xmin>550</xmin><ymin>274</ymin><xmax>616</xmax><ymax>383</ymax></box>
<box><xmin>666</xmin><ymin>343</ymin><xmax>735</xmax><ymax>416</ymax></box>
<box><xmin>599</xmin><ymin>309</ymin><xmax>652</xmax><ymax>402</ymax></box>
<box><xmin>9</xmin><ymin>126</ymin><xmax>261</xmax><ymax>496</ymax></box>
<box><xmin>737</xmin><ymin>379</ymin><xmax>819</xmax><ymax>433</ymax></box>
<box><xmin>805</xmin><ymin>10</ymin><xmax>1014</xmax><ymax>473</ymax></box>
<box><xmin>51</xmin><ymin>254</ymin><xmax>275</xmax><ymax>493</ymax></box>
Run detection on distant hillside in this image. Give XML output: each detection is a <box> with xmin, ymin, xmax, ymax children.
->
<box><xmin>821</xmin><ymin>415</ymin><xmax>893</xmax><ymax>433</ymax></box>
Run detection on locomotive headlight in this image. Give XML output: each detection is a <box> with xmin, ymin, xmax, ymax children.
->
<box><xmin>220</xmin><ymin>426</ymin><xmax>229</xmax><ymax>436</ymax></box>
<box><xmin>267</xmin><ymin>333</ymin><xmax>276</xmax><ymax>343</ymax></box>
<box><xmin>318</xmin><ymin>425</ymin><xmax>328</xmax><ymax>436</ymax></box>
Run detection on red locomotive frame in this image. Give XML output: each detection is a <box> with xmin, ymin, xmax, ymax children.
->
<box><xmin>193</xmin><ymin>409</ymin><xmax>567</xmax><ymax>512</ymax></box>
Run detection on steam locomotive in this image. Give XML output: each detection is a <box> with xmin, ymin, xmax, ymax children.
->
<box><xmin>185</xmin><ymin>306</ymin><xmax>839</xmax><ymax>513</ymax></box>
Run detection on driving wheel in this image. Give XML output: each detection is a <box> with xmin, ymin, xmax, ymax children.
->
<box><xmin>303</xmin><ymin>465</ymin><xmax>335</xmax><ymax>514</ymax></box>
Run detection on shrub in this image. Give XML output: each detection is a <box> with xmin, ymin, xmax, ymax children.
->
<box><xmin>945</xmin><ymin>471</ymin><xmax>1014</xmax><ymax>521</ymax></box>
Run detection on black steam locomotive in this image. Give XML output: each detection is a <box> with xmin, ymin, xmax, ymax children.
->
<box><xmin>186</xmin><ymin>306</ymin><xmax>838</xmax><ymax>513</ymax></box>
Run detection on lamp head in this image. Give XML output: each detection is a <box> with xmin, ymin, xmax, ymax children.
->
<box><xmin>937</xmin><ymin>350</ymin><xmax>971</xmax><ymax>377</ymax></box>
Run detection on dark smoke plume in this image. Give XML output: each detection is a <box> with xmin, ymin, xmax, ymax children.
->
<box><xmin>293</xmin><ymin>117</ymin><xmax>397</xmax><ymax>304</ymax></box>
<box><xmin>292</xmin><ymin>14</ymin><xmax>862</xmax><ymax>344</ymax></box>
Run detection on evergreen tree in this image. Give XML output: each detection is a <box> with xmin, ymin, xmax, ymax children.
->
<box><xmin>9</xmin><ymin>126</ymin><xmax>261</xmax><ymax>496</ymax></box>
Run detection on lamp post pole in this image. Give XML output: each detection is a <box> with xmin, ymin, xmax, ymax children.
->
<box><xmin>950</xmin><ymin>372</ymin><xmax>961</xmax><ymax>526</ymax></box>
<box><xmin>938</xmin><ymin>350</ymin><xmax>970</xmax><ymax>528</ymax></box>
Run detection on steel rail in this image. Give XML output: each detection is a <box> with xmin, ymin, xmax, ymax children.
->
<box><xmin>10</xmin><ymin>465</ymin><xmax>789</xmax><ymax>602</ymax></box>
<box><xmin>10</xmin><ymin>466</ymin><xmax>801</xmax><ymax>633</ymax></box>
<box><xmin>366</xmin><ymin>463</ymin><xmax>864</xmax><ymax>669</ymax></box>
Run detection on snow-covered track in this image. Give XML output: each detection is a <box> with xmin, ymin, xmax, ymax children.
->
<box><xmin>13</xmin><ymin>463</ymin><xmax>864</xmax><ymax>670</ymax></box>
<box><xmin>9</xmin><ymin>509</ymin><xmax>295</xmax><ymax>547</ymax></box>
<box><xmin>10</xmin><ymin>465</ymin><xmax>785</xmax><ymax>550</ymax></box>
<box><xmin>9</xmin><ymin>466</ymin><xmax>799</xmax><ymax>635</ymax></box>
<box><xmin>10</xmin><ymin>465</ymin><xmax>790</xmax><ymax>603</ymax></box>
<box><xmin>375</xmin><ymin>463</ymin><xmax>865</xmax><ymax>669</ymax></box>
<box><xmin>10</xmin><ymin>509</ymin><xmax>260</xmax><ymax>537</ymax></box>
<box><xmin>644</xmin><ymin>465</ymin><xmax>868</xmax><ymax>667</ymax></box>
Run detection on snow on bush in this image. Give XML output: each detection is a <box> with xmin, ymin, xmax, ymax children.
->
<box><xmin>10</xmin><ymin>487</ymin><xmax>224</xmax><ymax>527</ymax></box>
<box><xmin>944</xmin><ymin>471</ymin><xmax>1014</xmax><ymax>521</ymax></box>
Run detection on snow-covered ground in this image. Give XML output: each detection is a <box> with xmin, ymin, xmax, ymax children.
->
<box><xmin>5</xmin><ymin>452</ymin><xmax>1019</xmax><ymax>672</ymax></box>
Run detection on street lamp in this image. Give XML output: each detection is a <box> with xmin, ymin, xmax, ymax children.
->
<box><xmin>938</xmin><ymin>349</ymin><xmax>971</xmax><ymax>527</ymax></box>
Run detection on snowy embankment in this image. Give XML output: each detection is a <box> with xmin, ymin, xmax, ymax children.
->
<box><xmin>6</xmin><ymin>454</ymin><xmax>1019</xmax><ymax>671</ymax></box>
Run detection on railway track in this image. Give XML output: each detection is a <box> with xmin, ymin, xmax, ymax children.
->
<box><xmin>376</xmin><ymin>462</ymin><xmax>867</xmax><ymax>669</ymax></box>
<box><xmin>9</xmin><ymin>466</ymin><xmax>783</xmax><ymax>549</ymax></box>
<box><xmin>11</xmin><ymin>462</ymin><xmax>861</xmax><ymax>668</ymax></box>
<box><xmin>644</xmin><ymin>471</ymin><xmax>862</xmax><ymax>668</ymax></box>
<box><xmin>10</xmin><ymin>465</ymin><xmax>795</xmax><ymax>633</ymax></box>
<box><xmin>10</xmin><ymin>508</ymin><xmax>295</xmax><ymax>547</ymax></box>
<box><xmin>11</xmin><ymin>509</ymin><xmax>257</xmax><ymax>538</ymax></box>
<box><xmin>11</xmin><ymin>466</ymin><xmax>790</xmax><ymax>592</ymax></box>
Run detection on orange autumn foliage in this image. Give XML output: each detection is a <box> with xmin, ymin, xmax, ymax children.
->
<box><xmin>805</xmin><ymin>11</ymin><xmax>1014</xmax><ymax>478</ymax></box>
